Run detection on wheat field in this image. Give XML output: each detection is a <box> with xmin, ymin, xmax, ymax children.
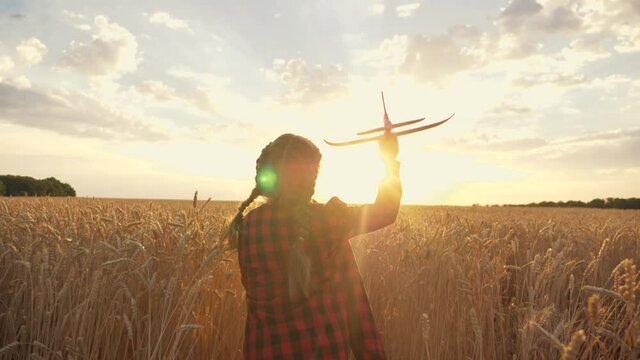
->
<box><xmin>0</xmin><ymin>197</ymin><xmax>638</xmax><ymax>359</ymax></box>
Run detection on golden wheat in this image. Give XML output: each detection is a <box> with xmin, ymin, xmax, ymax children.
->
<box><xmin>0</xmin><ymin>198</ymin><xmax>638</xmax><ymax>359</ymax></box>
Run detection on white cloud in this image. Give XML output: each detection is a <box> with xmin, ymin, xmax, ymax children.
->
<box><xmin>0</xmin><ymin>82</ymin><xmax>167</xmax><ymax>141</ymax></box>
<box><xmin>0</xmin><ymin>56</ymin><xmax>14</xmax><ymax>80</ymax></box>
<box><xmin>168</xmin><ymin>66</ymin><xmax>230</xmax><ymax>88</ymax></box>
<box><xmin>59</xmin><ymin>15</ymin><xmax>139</xmax><ymax>79</ymax></box>
<box><xmin>560</xmin><ymin>37</ymin><xmax>610</xmax><ymax>63</ymax></box>
<box><xmin>6</xmin><ymin>75</ymin><xmax>31</xmax><ymax>89</ymax></box>
<box><xmin>74</xmin><ymin>24</ymin><xmax>92</xmax><ymax>31</ymax></box>
<box><xmin>544</xmin><ymin>6</ymin><xmax>582</xmax><ymax>32</ymax></box>
<box><xmin>352</xmin><ymin>35</ymin><xmax>408</xmax><ymax>70</ymax></box>
<box><xmin>402</xmin><ymin>26</ymin><xmax>487</xmax><ymax>83</ymax></box>
<box><xmin>136</xmin><ymin>80</ymin><xmax>176</xmax><ymax>101</ymax></box>
<box><xmin>497</xmin><ymin>0</ymin><xmax>583</xmax><ymax>33</ymax></box>
<box><xmin>514</xmin><ymin>128</ymin><xmax>640</xmax><ymax>173</ymax></box>
<box><xmin>185</xmin><ymin>87</ymin><xmax>216</xmax><ymax>113</ymax></box>
<box><xmin>62</xmin><ymin>10</ymin><xmax>87</xmax><ymax>21</ymax></box>
<box><xmin>16</xmin><ymin>38</ymin><xmax>47</xmax><ymax>66</ymax></box>
<box><xmin>396</xmin><ymin>3</ymin><xmax>421</xmax><ymax>17</ymax></box>
<box><xmin>493</xmin><ymin>32</ymin><xmax>543</xmax><ymax>58</ymax></box>
<box><xmin>135</xmin><ymin>77</ymin><xmax>217</xmax><ymax>113</ymax></box>
<box><xmin>440</xmin><ymin>126</ymin><xmax>640</xmax><ymax>179</ymax></box>
<box><xmin>613</xmin><ymin>24</ymin><xmax>640</xmax><ymax>53</ymax></box>
<box><xmin>514</xmin><ymin>72</ymin><xmax>587</xmax><ymax>87</ymax></box>
<box><xmin>267</xmin><ymin>58</ymin><xmax>348</xmax><ymax>105</ymax></box>
<box><xmin>497</xmin><ymin>0</ymin><xmax>543</xmax><ymax>31</ymax></box>
<box><xmin>148</xmin><ymin>11</ymin><xmax>193</xmax><ymax>34</ymax></box>
<box><xmin>168</xmin><ymin>67</ymin><xmax>232</xmax><ymax>113</ymax></box>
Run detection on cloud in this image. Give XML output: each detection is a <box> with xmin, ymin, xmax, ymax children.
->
<box><xmin>402</xmin><ymin>26</ymin><xmax>487</xmax><ymax>83</ymax></box>
<box><xmin>354</xmin><ymin>0</ymin><xmax>623</xmax><ymax>87</ymax></box>
<box><xmin>352</xmin><ymin>35</ymin><xmax>408</xmax><ymax>70</ymax></box>
<box><xmin>0</xmin><ymin>56</ymin><xmax>14</xmax><ymax>80</ymax></box>
<box><xmin>503</xmin><ymin>35</ymin><xmax>612</xmax><ymax>89</ymax></box>
<box><xmin>62</xmin><ymin>10</ymin><xmax>87</xmax><ymax>21</ymax></box>
<box><xmin>0</xmin><ymin>82</ymin><xmax>167</xmax><ymax>141</ymax></box>
<box><xmin>396</xmin><ymin>3</ymin><xmax>421</xmax><ymax>17</ymax></box>
<box><xmin>516</xmin><ymin>127</ymin><xmax>640</xmax><ymax>172</ymax></box>
<box><xmin>187</xmin><ymin>122</ymin><xmax>270</xmax><ymax>146</ymax></box>
<box><xmin>147</xmin><ymin>11</ymin><xmax>193</xmax><ymax>34</ymax></box>
<box><xmin>513</xmin><ymin>72</ymin><xmax>587</xmax><ymax>87</ymax></box>
<box><xmin>136</xmin><ymin>80</ymin><xmax>176</xmax><ymax>101</ymax></box>
<box><xmin>544</xmin><ymin>6</ymin><xmax>582</xmax><ymax>32</ymax></box>
<box><xmin>492</xmin><ymin>33</ymin><xmax>543</xmax><ymax>58</ymax></box>
<box><xmin>442</xmin><ymin>132</ymin><xmax>547</xmax><ymax>152</ymax></box>
<box><xmin>16</xmin><ymin>38</ymin><xmax>47</xmax><ymax>66</ymax></box>
<box><xmin>183</xmin><ymin>87</ymin><xmax>216</xmax><ymax>113</ymax></box>
<box><xmin>580</xmin><ymin>0</ymin><xmax>640</xmax><ymax>32</ymax></box>
<box><xmin>496</xmin><ymin>0</ymin><xmax>543</xmax><ymax>31</ymax></box>
<box><xmin>554</xmin><ymin>127</ymin><xmax>640</xmax><ymax>145</ymax></box>
<box><xmin>168</xmin><ymin>67</ymin><xmax>228</xmax><ymax>112</ymax></box>
<box><xmin>268</xmin><ymin>58</ymin><xmax>348</xmax><ymax>105</ymax></box>
<box><xmin>496</xmin><ymin>0</ymin><xmax>583</xmax><ymax>34</ymax></box>
<box><xmin>442</xmin><ymin>126</ymin><xmax>640</xmax><ymax>175</ymax></box>
<box><xmin>6</xmin><ymin>75</ymin><xmax>32</xmax><ymax>89</ymax></box>
<box><xmin>135</xmin><ymin>78</ymin><xmax>216</xmax><ymax>113</ymax></box>
<box><xmin>9</xmin><ymin>13</ymin><xmax>26</xmax><ymax>20</ymax></box>
<box><xmin>613</xmin><ymin>24</ymin><xmax>640</xmax><ymax>53</ymax></box>
<box><xmin>355</xmin><ymin>26</ymin><xmax>511</xmax><ymax>84</ymax></box>
<box><xmin>489</xmin><ymin>101</ymin><xmax>532</xmax><ymax>115</ymax></box>
<box><xmin>75</xmin><ymin>24</ymin><xmax>92</xmax><ymax>31</ymax></box>
<box><xmin>168</xmin><ymin>66</ymin><xmax>230</xmax><ymax>88</ymax></box>
<box><xmin>59</xmin><ymin>15</ymin><xmax>139</xmax><ymax>78</ymax></box>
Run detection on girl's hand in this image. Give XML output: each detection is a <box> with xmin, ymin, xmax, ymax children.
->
<box><xmin>378</xmin><ymin>131</ymin><xmax>399</xmax><ymax>162</ymax></box>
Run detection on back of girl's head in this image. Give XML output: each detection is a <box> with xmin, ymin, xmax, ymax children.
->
<box><xmin>223</xmin><ymin>133</ymin><xmax>321</xmax><ymax>247</ymax></box>
<box><xmin>256</xmin><ymin>134</ymin><xmax>321</xmax><ymax>201</ymax></box>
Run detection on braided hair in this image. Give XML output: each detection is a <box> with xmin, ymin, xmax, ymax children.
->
<box><xmin>224</xmin><ymin>134</ymin><xmax>322</xmax><ymax>301</ymax></box>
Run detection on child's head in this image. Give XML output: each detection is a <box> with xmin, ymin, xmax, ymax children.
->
<box><xmin>224</xmin><ymin>133</ymin><xmax>321</xmax><ymax>245</ymax></box>
<box><xmin>255</xmin><ymin>133</ymin><xmax>322</xmax><ymax>203</ymax></box>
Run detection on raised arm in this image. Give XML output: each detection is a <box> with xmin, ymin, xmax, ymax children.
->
<box><xmin>326</xmin><ymin>132</ymin><xmax>402</xmax><ymax>238</ymax></box>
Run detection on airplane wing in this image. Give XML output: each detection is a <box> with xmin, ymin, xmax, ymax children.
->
<box><xmin>323</xmin><ymin>135</ymin><xmax>381</xmax><ymax>146</ymax></box>
<box><xmin>392</xmin><ymin>114</ymin><xmax>454</xmax><ymax>137</ymax></box>
<box><xmin>356</xmin><ymin>117</ymin><xmax>426</xmax><ymax>135</ymax></box>
<box><xmin>324</xmin><ymin>114</ymin><xmax>454</xmax><ymax>146</ymax></box>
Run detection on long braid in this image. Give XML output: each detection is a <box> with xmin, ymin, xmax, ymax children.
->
<box><xmin>288</xmin><ymin>198</ymin><xmax>312</xmax><ymax>301</ymax></box>
<box><xmin>223</xmin><ymin>141</ymin><xmax>274</xmax><ymax>250</ymax></box>
<box><xmin>223</xmin><ymin>187</ymin><xmax>260</xmax><ymax>250</ymax></box>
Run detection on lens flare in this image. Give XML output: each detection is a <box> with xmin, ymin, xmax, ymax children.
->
<box><xmin>257</xmin><ymin>166</ymin><xmax>277</xmax><ymax>194</ymax></box>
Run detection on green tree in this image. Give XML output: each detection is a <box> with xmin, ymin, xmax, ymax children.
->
<box><xmin>588</xmin><ymin>198</ymin><xmax>605</xmax><ymax>208</ymax></box>
<box><xmin>0</xmin><ymin>180</ymin><xmax>5</xmax><ymax>196</ymax></box>
<box><xmin>0</xmin><ymin>175</ymin><xmax>76</xmax><ymax>197</ymax></box>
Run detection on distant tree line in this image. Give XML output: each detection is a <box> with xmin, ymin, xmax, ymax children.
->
<box><xmin>505</xmin><ymin>197</ymin><xmax>640</xmax><ymax>210</ymax></box>
<box><xmin>0</xmin><ymin>175</ymin><xmax>76</xmax><ymax>197</ymax></box>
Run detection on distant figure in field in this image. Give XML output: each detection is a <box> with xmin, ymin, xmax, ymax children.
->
<box><xmin>224</xmin><ymin>132</ymin><xmax>402</xmax><ymax>359</ymax></box>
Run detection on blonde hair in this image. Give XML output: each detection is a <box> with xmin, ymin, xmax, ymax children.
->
<box><xmin>224</xmin><ymin>134</ymin><xmax>321</xmax><ymax>301</ymax></box>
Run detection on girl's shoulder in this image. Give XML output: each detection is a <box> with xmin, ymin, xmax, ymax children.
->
<box><xmin>324</xmin><ymin>196</ymin><xmax>348</xmax><ymax>210</ymax></box>
<box><xmin>241</xmin><ymin>197</ymin><xmax>348</xmax><ymax>225</ymax></box>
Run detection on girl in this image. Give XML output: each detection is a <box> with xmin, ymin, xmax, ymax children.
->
<box><xmin>225</xmin><ymin>132</ymin><xmax>401</xmax><ymax>359</ymax></box>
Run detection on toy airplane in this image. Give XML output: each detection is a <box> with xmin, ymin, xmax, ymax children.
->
<box><xmin>324</xmin><ymin>92</ymin><xmax>454</xmax><ymax>146</ymax></box>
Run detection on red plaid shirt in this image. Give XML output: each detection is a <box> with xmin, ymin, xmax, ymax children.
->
<box><xmin>238</xmin><ymin>163</ymin><xmax>401</xmax><ymax>359</ymax></box>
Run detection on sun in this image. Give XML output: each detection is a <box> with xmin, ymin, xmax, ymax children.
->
<box><xmin>314</xmin><ymin>143</ymin><xmax>388</xmax><ymax>204</ymax></box>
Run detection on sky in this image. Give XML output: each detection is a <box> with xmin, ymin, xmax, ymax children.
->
<box><xmin>0</xmin><ymin>0</ymin><xmax>639</xmax><ymax>205</ymax></box>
